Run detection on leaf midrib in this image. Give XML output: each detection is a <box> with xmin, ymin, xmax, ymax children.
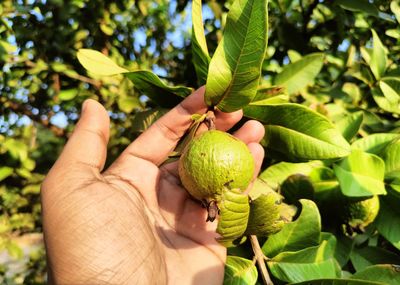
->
<box><xmin>214</xmin><ymin>0</ymin><xmax>262</xmax><ymax>107</ymax></box>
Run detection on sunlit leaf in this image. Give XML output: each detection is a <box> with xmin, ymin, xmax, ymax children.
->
<box><xmin>274</xmin><ymin>53</ymin><xmax>324</xmax><ymax>94</ymax></box>
<box><xmin>335</xmin><ymin>112</ymin><xmax>363</xmax><ymax>142</ymax></box>
<box><xmin>244</xmin><ymin>103</ymin><xmax>350</xmax><ymax>160</ymax></box>
<box><xmin>351</xmin><ymin>133</ymin><xmax>400</xmax><ymax>155</ymax></box>
<box><xmin>217</xmin><ymin>188</ymin><xmax>249</xmax><ymax>246</ymax></box>
<box><xmin>370</xmin><ymin>30</ymin><xmax>387</xmax><ymax>80</ymax></box>
<box><xmin>223</xmin><ymin>256</ymin><xmax>258</xmax><ymax>285</ymax></box>
<box><xmin>333</xmin><ymin>150</ymin><xmax>386</xmax><ymax>197</ymax></box>
<box><xmin>205</xmin><ymin>0</ymin><xmax>268</xmax><ymax>112</ymax></box>
<box><xmin>77</xmin><ymin>49</ymin><xmax>128</xmax><ymax>75</ymax></box>
<box><xmin>192</xmin><ymin>0</ymin><xmax>210</xmax><ymax>85</ymax></box>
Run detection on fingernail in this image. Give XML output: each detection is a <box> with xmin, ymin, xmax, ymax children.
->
<box><xmin>82</xmin><ymin>100</ymin><xmax>90</xmax><ymax>113</ymax></box>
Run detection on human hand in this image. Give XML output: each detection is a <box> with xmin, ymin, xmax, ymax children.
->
<box><xmin>41</xmin><ymin>87</ymin><xmax>265</xmax><ymax>285</ymax></box>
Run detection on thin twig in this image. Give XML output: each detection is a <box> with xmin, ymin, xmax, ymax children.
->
<box><xmin>249</xmin><ymin>235</ymin><xmax>273</xmax><ymax>285</ymax></box>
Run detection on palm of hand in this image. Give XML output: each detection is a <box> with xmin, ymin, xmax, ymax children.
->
<box><xmin>42</xmin><ymin>88</ymin><xmax>264</xmax><ymax>284</ymax></box>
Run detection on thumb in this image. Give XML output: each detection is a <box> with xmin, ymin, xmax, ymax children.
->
<box><xmin>49</xmin><ymin>99</ymin><xmax>110</xmax><ymax>177</ymax></box>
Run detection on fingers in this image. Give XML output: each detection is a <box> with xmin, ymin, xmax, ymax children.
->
<box><xmin>107</xmin><ymin>87</ymin><xmax>243</xmax><ymax>173</ymax></box>
<box><xmin>47</xmin><ymin>100</ymin><xmax>110</xmax><ymax>177</ymax></box>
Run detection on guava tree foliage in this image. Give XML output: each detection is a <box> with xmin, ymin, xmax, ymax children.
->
<box><xmin>1</xmin><ymin>0</ymin><xmax>400</xmax><ymax>284</ymax></box>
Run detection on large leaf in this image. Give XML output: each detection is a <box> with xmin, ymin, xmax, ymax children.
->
<box><xmin>217</xmin><ymin>188</ymin><xmax>249</xmax><ymax>246</ymax></box>
<box><xmin>274</xmin><ymin>53</ymin><xmax>324</xmax><ymax>94</ymax></box>
<box><xmin>205</xmin><ymin>0</ymin><xmax>268</xmax><ymax>112</ymax></box>
<box><xmin>244</xmin><ymin>103</ymin><xmax>350</xmax><ymax>160</ymax></box>
<box><xmin>335</xmin><ymin>112</ymin><xmax>363</xmax><ymax>142</ymax></box>
<box><xmin>391</xmin><ymin>1</ymin><xmax>400</xmax><ymax>24</ymax></box>
<box><xmin>351</xmin><ymin>264</ymin><xmax>400</xmax><ymax>285</ymax></box>
<box><xmin>223</xmin><ymin>256</ymin><xmax>258</xmax><ymax>285</ymax></box>
<box><xmin>245</xmin><ymin>190</ymin><xmax>294</xmax><ymax>237</ymax></box>
<box><xmin>191</xmin><ymin>0</ymin><xmax>210</xmax><ymax>85</ymax></box>
<box><xmin>77</xmin><ymin>49</ymin><xmax>128</xmax><ymax>75</ymax></box>
<box><xmin>375</xmin><ymin>193</ymin><xmax>400</xmax><ymax>250</ymax></box>
<box><xmin>268</xmin><ymin>258</ymin><xmax>340</xmax><ymax>283</ymax></box>
<box><xmin>124</xmin><ymin>71</ymin><xmax>192</xmax><ymax>107</ymax></box>
<box><xmin>333</xmin><ymin>150</ymin><xmax>386</xmax><ymax>197</ymax></box>
<box><xmin>291</xmin><ymin>279</ymin><xmax>384</xmax><ymax>284</ymax></box>
<box><xmin>351</xmin><ymin>133</ymin><xmax>400</xmax><ymax>155</ymax></box>
<box><xmin>380</xmin><ymin>138</ymin><xmax>400</xmax><ymax>180</ymax></box>
<box><xmin>370</xmin><ymin>30</ymin><xmax>387</xmax><ymax>80</ymax></box>
<box><xmin>349</xmin><ymin>246</ymin><xmax>400</xmax><ymax>272</ymax></box>
<box><xmin>262</xmin><ymin>199</ymin><xmax>321</xmax><ymax>258</ymax></box>
<box><xmin>259</xmin><ymin>161</ymin><xmax>323</xmax><ymax>189</ymax></box>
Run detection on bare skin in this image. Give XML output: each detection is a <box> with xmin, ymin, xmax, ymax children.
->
<box><xmin>41</xmin><ymin>87</ymin><xmax>265</xmax><ymax>285</ymax></box>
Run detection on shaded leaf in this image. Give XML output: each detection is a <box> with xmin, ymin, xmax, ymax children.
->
<box><xmin>380</xmin><ymin>138</ymin><xmax>400</xmax><ymax>180</ymax></box>
<box><xmin>262</xmin><ymin>199</ymin><xmax>321</xmax><ymax>258</ymax></box>
<box><xmin>274</xmin><ymin>53</ymin><xmax>324</xmax><ymax>94</ymax></box>
<box><xmin>205</xmin><ymin>0</ymin><xmax>268</xmax><ymax>112</ymax></box>
<box><xmin>77</xmin><ymin>49</ymin><xmax>128</xmax><ymax>75</ymax></box>
<box><xmin>244</xmin><ymin>103</ymin><xmax>350</xmax><ymax>160</ymax></box>
<box><xmin>125</xmin><ymin>71</ymin><xmax>192</xmax><ymax>107</ymax></box>
<box><xmin>351</xmin><ymin>264</ymin><xmax>400</xmax><ymax>285</ymax></box>
<box><xmin>375</xmin><ymin>193</ymin><xmax>400</xmax><ymax>250</ymax></box>
<box><xmin>336</xmin><ymin>0</ymin><xmax>379</xmax><ymax>17</ymax></box>
<box><xmin>333</xmin><ymin>150</ymin><xmax>386</xmax><ymax>197</ymax></box>
<box><xmin>350</xmin><ymin>246</ymin><xmax>400</xmax><ymax>272</ymax></box>
<box><xmin>192</xmin><ymin>0</ymin><xmax>210</xmax><ymax>85</ymax></box>
<box><xmin>223</xmin><ymin>256</ymin><xmax>258</xmax><ymax>285</ymax></box>
<box><xmin>281</xmin><ymin>174</ymin><xmax>314</xmax><ymax>204</ymax></box>
<box><xmin>290</xmin><ymin>278</ymin><xmax>384</xmax><ymax>284</ymax></box>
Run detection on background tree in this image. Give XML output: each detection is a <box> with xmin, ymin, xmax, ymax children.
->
<box><xmin>1</xmin><ymin>0</ymin><xmax>400</xmax><ymax>284</ymax></box>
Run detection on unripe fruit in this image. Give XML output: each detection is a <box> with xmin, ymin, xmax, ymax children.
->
<box><xmin>179</xmin><ymin>130</ymin><xmax>255</xmax><ymax>220</ymax></box>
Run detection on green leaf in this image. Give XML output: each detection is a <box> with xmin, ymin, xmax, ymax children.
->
<box><xmin>352</xmin><ymin>264</ymin><xmax>400</xmax><ymax>285</ymax></box>
<box><xmin>391</xmin><ymin>1</ymin><xmax>400</xmax><ymax>24</ymax></box>
<box><xmin>333</xmin><ymin>150</ymin><xmax>386</xmax><ymax>197</ymax></box>
<box><xmin>336</xmin><ymin>0</ymin><xmax>379</xmax><ymax>17</ymax></box>
<box><xmin>244</xmin><ymin>103</ymin><xmax>350</xmax><ymax>160</ymax></box>
<box><xmin>262</xmin><ymin>199</ymin><xmax>321</xmax><ymax>258</ymax></box>
<box><xmin>372</xmin><ymin>78</ymin><xmax>400</xmax><ymax>114</ymax></box>
<box><xmin>58</xmin><ymin>89</ymin><xmax>78</xmax><ymax>101</ymax></box>
<box><xmin>245</xmin><ymin>189</ymin><xmax>294</xmax><ymax>237</ymax></box>
<box><xmin>77</xmin><ymin>49</ymin><xmax>128</xmax><ymax>75</ymax></box>
<box><xmin>268</xmin><ymin>258</ymin><xmax>340</xmax><ymax>283</ymax></box>
<box><xmin>370</xmin><ymin>30</ymin><xmax>387</xmax><ymax>80</ymax></box>
<box><xmin>335</xmin><ymin>112</ymin><xmax>363</xmax><ymax>142</ymax></box>
<box><xmin>117</xmin><ymin>96</ymin><xmax>140</xmax><ymax>113</ymax></box>
<box><xmin>0</xmin><ymin>167</ymin><xmax>13</xmax><ymax>182</ymax></box>
<box><xmin>124</xmin><ymin>71</ymin><xmax>192</xmax><ymax>107</ymax></box>
<box><xmin>131</xmin><ymin>108</ymin><xmax>169</xmax><ymax>133</ymax></box>
<box><xmin>274</xmin><ymin>53</ymin><xmax>324</xmax><ymax>94</ymax></box>
<box><xmin>290</xmin><ymin>278</ymin><xmax>384</xmax><ymax>284</ymax></box>
<box><xmin>281</xmin><ymin>174</ymin><xmax>314</xmax><ymax>204</ymax></box>
<box><xmin>375</xmin><ymin>193</ymin><xmax>400</xmax><ymax>250</ymax></box>
<box><xmin>351</xmin><ymin>133</ymin><xmax>400</xmax><ymax>155</ymax></box>
<box><xmin>205</xmin><ymin>0</ymin><xmax>268</xmax><ymax>112</ymax></box>
<box><xmin>380</xmin><ymin>138</ymin><xmax>400</xmax><ymax>180</ymax></box>
<box><xmin>192</xmin><ymin>0</ymin><xmax>210</xmax><ymax>85</ymax></box>
<box><xmin>223</xmin><ymin>256</ymin><xmax>258</xmax><ymax>285</ymax></box>
<box><xmin>272</xmin><ymin>240</ymin><xmax>336</xmax><ymax>263</ymax></box>
<box><xmin>217</xmin><ymin>188</ymin><xmax>250</xmax><ymax>246</ymax></box>
<box><xmin>350</xmin><ymin>246</ymin><xmax>400</xmax><ymax>272</ymax></box>
<box><xmin>259</xmin><ymin>161</ymin><xmax>323</xmax><ymax>189</ymax></box>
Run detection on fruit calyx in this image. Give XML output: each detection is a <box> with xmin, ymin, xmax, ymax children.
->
<box><xmin>203</xmin><ymin>200</ymin><xmax>220</xmax><ymax>222</ymax></box>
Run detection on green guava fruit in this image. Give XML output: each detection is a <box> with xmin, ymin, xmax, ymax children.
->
<box><xmin>342</xmin><ymin>195</ymin><xmax>380</xmax><ymax>235</ymax></box>
<box><xmin>178</xmin><ymin>130</ymin><xmax>254</xmax><ymax>220</ymax></box>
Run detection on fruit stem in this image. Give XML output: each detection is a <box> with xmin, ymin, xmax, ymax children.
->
<box><xmin>249</xmin><ymin>235</ymin><xmax>273</xmax><ymax>285</ymax></box>
<box><xmin>205</xmin><ymin>110</ymin><xmax>216</xmax><ymax>130</ymax></box>
<box><xmin>206</xmin><ymin>200</ymin><xmax>219</xmax><ymax>222</ymax></box>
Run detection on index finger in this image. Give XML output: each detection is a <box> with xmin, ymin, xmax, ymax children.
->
<box><xmin>114</xmin><ymin>87</ymin><xmax>242</xmax><ymax>166</ymax></box>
